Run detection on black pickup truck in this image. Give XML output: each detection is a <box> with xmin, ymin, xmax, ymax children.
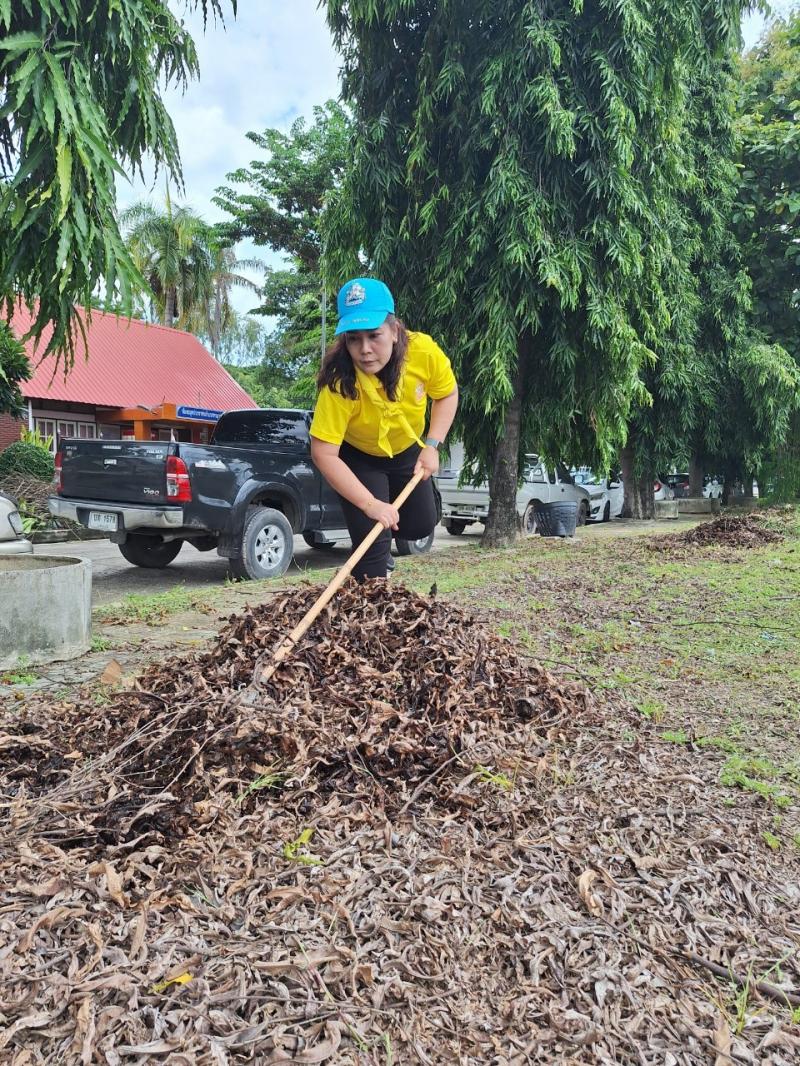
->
<box><xmin>49</xmin><ymin>408</ymin><xmax>434</xmax><ymax>580</ymax></box>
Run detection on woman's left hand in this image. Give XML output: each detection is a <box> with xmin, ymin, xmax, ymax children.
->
<box><xmin>414</xmin><ymin>445</ymin><xmax>439</xmax><ymax>481</ymax></box>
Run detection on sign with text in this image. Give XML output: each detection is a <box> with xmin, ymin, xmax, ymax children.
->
<box><xmin>176</xmin><ymin>405</ymin><xmax>224</xmax><ymax>422</ymax></box>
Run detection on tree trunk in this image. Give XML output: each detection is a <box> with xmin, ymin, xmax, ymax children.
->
<box><xmin>164</xmin><ymin>287</ymin><xmax>176</xmax><ymax>327</ymax></box>
<box><xmin>743</xmin><ymin>472</ymin><xmax>754</xmax><ymax>499</ymax></box>
<box><xmin>689</xmin><ymin>453</ymin><xmax>704</xmax><ymax>498</ymax></box>
<box><xmin>481</xmin><ymin>337</ymin><xmax>528</xmax><ymax>548</ymax></box>
<box><xmin>620</xmin><ymin>439</ymin><xmax>655</xmax><ymax>519</ymax></box>
<box><xmin>213</xmin><ymin>281</ymin><xmax>222</xmax><ymax>359</ymax></box>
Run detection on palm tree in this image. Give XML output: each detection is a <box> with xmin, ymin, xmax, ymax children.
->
<box><xmin>120</xmin><ymin>191</ymin><xmax>212</xmax><ymax>328</ymax></box>
<box><xmin>199</xmin><ymin>242</ymin><xmax>264</xmax><ymax>358</ymax></box>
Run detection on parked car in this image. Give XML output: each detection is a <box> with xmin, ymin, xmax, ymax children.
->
<box><xmin>653</xmin><ymin>477</ymin><xmax>674</xmax><ymax>502</ymax></box>
<box><xmin>572</xmin><ymin>470</ymin><xmax>624</xmax><ymax>522</ymax></box>
<box><xmin>667</xmin><ymin>473</ymin><xmax>724</xmax><ymax>500</ymax></box>
<box><xmin>0</xmin><ymin>491</ymin><xmax>33</xmax><ymax>555</ymax></box>
<box><xmin>49</xmin><ymin>409</ymin><xmax>434</xmax><ymax>580</ymax></box>
<box><xmin>436</xmin><ymin>453</ymin><xmax>594</xmax><ymax>534</ymax></box>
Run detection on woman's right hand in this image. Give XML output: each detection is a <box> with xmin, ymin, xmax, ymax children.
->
<box><xmin>363</xmin><ymin>497</ymin><xmax>400</xmax><ymax>529</ymax></box>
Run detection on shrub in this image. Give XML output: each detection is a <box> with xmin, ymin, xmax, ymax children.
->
<box><xmin>0</xmin><ymin>441</ymin><xmax>54</xmax><ymax>481</ymax></box>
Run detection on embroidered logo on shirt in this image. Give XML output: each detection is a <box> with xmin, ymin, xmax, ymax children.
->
<box><xmin>415</xmin><ymin>382</ymin><xmax>425</xmax><ymax>402</ymax></box>
<box><xmin>344</xmin><ymin>282</ymin><xmax>367</xmax><ymax>306</ymax></box>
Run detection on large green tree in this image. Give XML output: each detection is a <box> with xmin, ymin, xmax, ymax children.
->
<box><xmin>121</xmin><ymin>195</ymin><xmax>213</xmax><ymax>328</ymax></box>
<box><xmin>0</xmin><ymin>0</ymin><xmax>234</xmax><ymax>364</ymax></box>
<box><xmin>324</xmin><ymin>0</ymin><xmax>746</xmax><ymax>544</ymax></box>
<box><xmin>214</xmin><ymin>101</ymin><xmax>351</xmax><ymax>396</ymax></box>
<box><xmin>735</xmin><ymin>8</ymin><xmax>800</xmax><ymax>362</ymax></box>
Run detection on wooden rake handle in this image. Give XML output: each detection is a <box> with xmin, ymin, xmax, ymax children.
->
<box><xmin>254</xmin><ymin>469</ymin><xmax>426</xmax><ymax>686</ymax></box>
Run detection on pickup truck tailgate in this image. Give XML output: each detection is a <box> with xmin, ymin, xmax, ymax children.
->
<box><xmin>60</xmin><ymin>440</ymin><xmax>171</xmax><ymax>505</ymax></box>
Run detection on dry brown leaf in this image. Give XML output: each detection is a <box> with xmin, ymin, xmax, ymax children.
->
<box><xmin>577</xmin><ymin>869</ymin><xmax>603</xmax><ymax>917</ymax></box>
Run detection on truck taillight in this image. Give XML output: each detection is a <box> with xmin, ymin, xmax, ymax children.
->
<box><xmin>165</xmin><ymin>455</ymin><xmax>192</xmax><ymax>502</ymax></box>
<box><xmin>653</xmin><ymin>480</ymin><xmax>662</xmax><ymax>491</ymax></box>
<box><xmin>53</xmin><ymin>450</ymin><xmax>63</xmax><ymax>494</ymax></box>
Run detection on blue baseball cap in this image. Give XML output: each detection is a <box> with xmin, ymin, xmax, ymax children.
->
<box><xmin>334</xmin><ymin>277</ymin><xmax>395</xmax><ymax>335</ymax></box>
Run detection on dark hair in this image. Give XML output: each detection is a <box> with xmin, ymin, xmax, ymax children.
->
<box><xmin>316</xmin><ymin>315</ymin><xmax>409</xmax><ymax>402</ymax></box>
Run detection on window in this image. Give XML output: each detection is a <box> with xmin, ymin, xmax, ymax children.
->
<box><xmin>57</xmin><ymin>421</ymin><xmax>76</xmax><ymax>445</ymax></box>
<box><xmin>212</xmin><ymin>410</ymin><xmax>310</xmax><ymax>449</ymax></box>
<box><xmin>524</xmin><ymin>462</ymin><xmax>546</xmax><ymax>484</ymax></box>
<box><xmin>77</xmin><ymin>423</ymin><xmax>96</xmax><ymax>439</ymax></box>
<box><xmin>34</xmin><ymin>419</ymin><xmax>56</xmax><ymax>452</ymax></box>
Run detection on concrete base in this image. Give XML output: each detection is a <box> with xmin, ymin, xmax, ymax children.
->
<box><xmin>655</xmin><ymin>500</ymin><xmax>679</xmax><ymax>520</ymax></box>
<box><xmin>728</xmin><ymin>497</ymin><xmax>758</xmax><ymax>512</ymax></box>
<box><xmin>0</xmin><ymin>555</ymin><xmax>91</xmax><ymax>669</ymax></box>
<box><xmin>677</xmin><ymin>497</ymin><xmax>721</xmax><ymax>515</ymax></box>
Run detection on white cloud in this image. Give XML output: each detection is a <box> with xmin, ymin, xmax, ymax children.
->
<box><xmin>116</xmin><ymin>0</ymin><xmax>341</xmax><ymax>313</ymax></box>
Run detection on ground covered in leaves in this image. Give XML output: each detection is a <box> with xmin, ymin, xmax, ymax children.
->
<box><xmin>654</xmin><ymin>514</ymin><xmax>784</xmax><ymax>551</ymax></box>
<box><xmin>2</xmin><ymin>521</ymin><xmax>800</xmax><ymax>1063</ymax></box>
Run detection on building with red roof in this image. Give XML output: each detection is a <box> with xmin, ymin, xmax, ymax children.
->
<box><xmin>0</xmin><ymin>304</ymin><xmax>258</xmax><ymax>453</ymax></box>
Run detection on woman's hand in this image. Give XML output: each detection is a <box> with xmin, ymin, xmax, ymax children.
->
<box><xmin>414</xmin><ymin>445</ymin><xmax>440</xmax><ymax>481</ymax></box>
<box><xmin>363</xmin><ymin>497</ymin><xmax>400</xmax><ymax>529</ymax></box>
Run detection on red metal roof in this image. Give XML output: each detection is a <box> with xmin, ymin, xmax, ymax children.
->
<box><xmin>11</xmin><ymin>304</ymin><xmax>258</xmax><ymax>412</ymax></box>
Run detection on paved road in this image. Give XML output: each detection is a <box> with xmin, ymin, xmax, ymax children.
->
<box><xmin>32</xmin><ymin>515</ymin><xmax>677</xmax><ymax>606</ymax></box>
<box><xmin>33</xmin><ymin>527</ymin><xmax>478</xmax><ymax>605</ymax></box>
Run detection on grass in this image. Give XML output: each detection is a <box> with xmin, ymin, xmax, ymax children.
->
<box><xmin>398</xmin><ymin>507</ymin><xmax>800</xmax><ymax>844</ymax></box>
<box><xmin>96</xmin><ymin>585</ymin><xmax>219</xmax><ymax>626</ymax></box>
<box><xmin>1</xmin><ymin>654</ymin><xmax>37</xmax><ymax>686</ymax></box>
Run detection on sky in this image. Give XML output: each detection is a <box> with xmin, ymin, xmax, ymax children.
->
<box><xmin>117</xmin><ymin>4</ymin><xmax>775</xmax><ymax>318</ymax></box>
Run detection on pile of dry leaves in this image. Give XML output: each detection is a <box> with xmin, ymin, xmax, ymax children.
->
<box><xmin>2</xmin><ymin>582</ymin><xmax>799</xmax><ymax>1064</ymax></box>
<box><xmin>656</xmin><ymin>515</ymin><xmax>784</xmax><ymax>551</ymax></box>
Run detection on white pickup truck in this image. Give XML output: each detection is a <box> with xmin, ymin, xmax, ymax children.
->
<box><xmin>436</xmin><ymin>447</ymin><xmax>599</xmax><ymax>534</ymax></box>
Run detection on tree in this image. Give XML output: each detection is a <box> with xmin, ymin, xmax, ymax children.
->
<box><xmin>198</xmin><ymin>243</ymin><xmax>263</xmax><ymax>359</ymax></box>
<box><xmin>121</xmin><ymin>195</ymin><xmax>213</xmax><ymax>329</ymax></box>
<box><xmin>214</xmin><ymin>101</ymin><xmax>351</xmax><ymax>397</ymax></box>
<box><xmin>0</xmin><ymin>322</ymin><xmax>30</xmax><ymax>418</ymax></box>
<box><xmin>735</xmin><ymin>9</ymin><xmax>800</xmax><ymax>362</ymax></box>
<box><xmin>0</xmin><ymin>1</ymin><xmax>235</xmax><ymax>364</ymax></box>
<box><xmin>324</xmin><ymin>0</ymin><xmax>746</xmax><ymax>544</ymax></box>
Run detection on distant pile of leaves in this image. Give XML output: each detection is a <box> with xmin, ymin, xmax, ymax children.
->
<box><xmin>655</xmin><ymin>514</ymin><xmax>784</xmax><ymax>550</ymax></box>
<box><xmin>2</xmin><ymin>581</ymin><xmax>800</xmax><ymax>1063</ymax></box>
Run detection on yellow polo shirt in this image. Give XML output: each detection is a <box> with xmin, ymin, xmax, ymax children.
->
<box><xmin>310</xmin><ymin>331</ymin><xmax>456</xmax><ymax>458</ymax></box>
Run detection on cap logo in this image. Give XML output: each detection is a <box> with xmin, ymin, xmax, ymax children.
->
<box><xmin>344</xmin><ymin>282</ymin><xmax>367</xmax><ymax>307</ymax></box>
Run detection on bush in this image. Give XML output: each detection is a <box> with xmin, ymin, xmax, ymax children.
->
<box><xmin>0</xmin><ymin>441</ymin><xmax>54</xmax><ymax>481</ymax></box>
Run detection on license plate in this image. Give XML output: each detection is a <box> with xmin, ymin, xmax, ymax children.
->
<box><xmin>88</xmin><ymin>511</ymin><xmax>118</xmax><ymax>532</ymax></box>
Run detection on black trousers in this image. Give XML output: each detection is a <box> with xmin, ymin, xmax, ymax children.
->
<box><xmin>338</xmin><ymin>441</ymin><xmax>439</xmax><ymax>580</ymax></box>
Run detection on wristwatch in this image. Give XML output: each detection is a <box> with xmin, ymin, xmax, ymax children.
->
<box><xmin>424</xmin><ymin>437</ymin><xmax>442</xmax><ymax>449</ymax></box>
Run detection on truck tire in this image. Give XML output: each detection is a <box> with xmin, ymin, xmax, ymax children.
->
<box><xmin>444</xmin><ymin>518</ymin><xmax>467</xmax><ymax>535</ymax></box>
<box><xmin>230</xmin><ymin>506</ymin><xmax>294</xmax><ymax>581</ymax></box>
<box><xmin>302</xmin><ymin>532</ymin><xmax>338</xmax><ymax>551</ymax></box>
<box><xmin>578</xmin><ymin>501</ymin><xmax>589</xmax><ymax>526</ymax></box>
<box><xmin>395</xmin><ymin>532</ymin><xmax>435</xmax><ymax>555</ymax></box>
<box><xmin>523</xmin><ymin>502</ymin><xmax>539</xmax><ymax>535</ymax></box>
<box><xmin>118</xmin><ymin>535</ymin><xmax>183</xmax><ymax>569</ymax></box>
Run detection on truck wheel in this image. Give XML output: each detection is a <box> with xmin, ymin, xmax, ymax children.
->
<box><xmin>444</xmin><ymin>519</ymin><xmax>467</xmax><ymax>535</ymax></box>
<box><xmin>395</xmin><ymin>532</ymin><xmax>435</xmax><ymax>556</ymax></box>
<box><xmin>230</xmin><ymin>507</ymin><xmax>293</xmax><ymax>581</ymax></box>
<box><xmin>523</xmin><ymin>502</ymin><xmax>539</xmax><ymax>535</ymax></box>
<box><xmin>302</xmin><ymin>532</ymin><xmax>338</xmax><ymax>551</ymax></box>
<box><xmin>118</xmin><ymin>536</ymin><xmax>183</xmax><ymax>569</ymax></box>
<box><xmin>578</xmin><ymin>501</ymin><xmax>589</xmax><ymax>526</ymax></box>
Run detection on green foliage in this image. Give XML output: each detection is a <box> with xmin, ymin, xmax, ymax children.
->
<box><xmin>215</xmin><ymin>101</ymin><xmax>351</xmax><ymax>403</ymax></box>
<box><xmin>0</xmin><ymin>441</ymin><xmax>54</xmax><ymax>481</ymax></box>
<box><xmin>0</xmin><ymin>321</ymin><xmax>30</xmax><ymax>417</ymax></box>
<box><xmin>0</xmin><ymin>1</ymin><xmax>235</xmax><ymax>368</ymax></box>
<box><xmin>214</xmin><ymin>101</ymin><xmax>351</xmax><ymax>271</ymax></box>
<box><xmin>20</xmin><ymin>426</ymin><xmax>54</xmax><ymax>452</ymax></box>
<box><xmin>323</xmin><ymin>0</ymin><xmax>745</xmax><ymax>539</ymax></box>
<box><xmin>736</xmin><ymin>10</ymin><xmax>800</xmax><ymax>362</ymax></box>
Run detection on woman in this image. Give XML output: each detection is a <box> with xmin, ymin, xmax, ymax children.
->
<box><xmin>310</xmin><ymin>277</ymin><xmax>459</xmax><ymax>580</ymax></box>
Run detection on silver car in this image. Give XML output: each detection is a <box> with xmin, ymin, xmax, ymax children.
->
<box><xmin>0</xmin><ymin>491</ymin><xmax>33</xmax><ymax>555</ymax></box>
